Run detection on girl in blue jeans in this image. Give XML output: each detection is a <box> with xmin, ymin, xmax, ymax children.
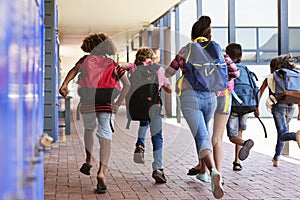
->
<box><xmin>256</xmin><ymin>54</ymin><xmax>300</xmax><ymax>167</ymax></box>
<box><xmin>123</xmin><ymin>47</ymin><xmax>172</xmax><ymax>184</ymax></box>
<box><xmin>165</xmin><ymin>16</ymin><xmax>225</xmax><ymax>199</ymax></box>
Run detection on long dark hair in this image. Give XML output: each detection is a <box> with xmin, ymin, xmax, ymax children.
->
<box><xmin>191</xmin><ymin>15</ymin><xmax>211</xmax><ymax>40</ymax></box>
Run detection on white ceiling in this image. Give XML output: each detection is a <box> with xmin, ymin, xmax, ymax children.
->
<box><xmin>57</xmin><ymin>0</ymin><xmax>182</xmax><ymax>71</ymax></box>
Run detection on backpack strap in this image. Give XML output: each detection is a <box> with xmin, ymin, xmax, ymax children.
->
<box><xmin>223</xmin><ymin>89</ymin><xmax>230</xmax><ymax>112</ymax></box>
<box><xmin>126</xmin><ymin>119</ymin><xmax>131</xmax><ymax>129</ymax></box>
<box><xmin>176</xmin><ymin>75</ymin><xmax>185</xmax><ymax>96</ymax></box>
<box><xmin>256</xmin><ymin>116</ymin><xmax>267</xmax><ymax>138</ymax></box>
<box><xmin>109</xmin><ymin>114</ymin><xmax>114</xmax><ymax>133</ymax></box>
<box><xmin>232</xmin><ymin>90</ymin><xmax>243</xmax><ymax>104</ymax></box>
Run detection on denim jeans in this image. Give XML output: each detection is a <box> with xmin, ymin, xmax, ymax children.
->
<box><xmin>135</xmin><ymin>108</ymin><xmax>163</xmax><ymax>170</ymax></box>
<box><xmin>179</xmin><ymin>89</ymin><xmax>217</xmax><ymax>158</ymax></box>
<box><xmin>271</xmin><ymin>103</ymin><xmax>296</xmax><ymax>161</ymax></box>
<box><xmin>226</xmin><ymin>113</ymin><xmax>249</xmax><ymax>137</ymax></box>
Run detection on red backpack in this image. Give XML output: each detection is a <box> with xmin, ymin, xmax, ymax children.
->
<box><xmin>77</xmin><ymin>55</ymin><xmax>121</xmax><ymax>105</ymax></box>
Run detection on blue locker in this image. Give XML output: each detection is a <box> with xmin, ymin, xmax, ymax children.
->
<box><xmin>0</xmin><ymin>1</ymin><xmax>11</xmax><ymax>197</ymax></box>
<box><xmin>0</xmin><ymin>0</ymin><xmax>45</xmax><ymax>199</ymax></box>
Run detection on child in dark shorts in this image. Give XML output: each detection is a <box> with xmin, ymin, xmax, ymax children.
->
<box><xmin>225</xmin><ymin>43</ymin><xmax>254</xmax><ymax>171</ymax></box>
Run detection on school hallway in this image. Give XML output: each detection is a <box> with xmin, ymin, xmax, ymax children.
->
<box><xmin>44</xmin><ymin>103</ymin><xmax>300</xmax><ymax>200</ymax></box>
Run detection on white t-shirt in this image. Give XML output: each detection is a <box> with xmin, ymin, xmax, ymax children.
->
<box><xmin>266</xmin><ymin>74</ymin><xmax>277</xmax><ymax>112</ymax></box>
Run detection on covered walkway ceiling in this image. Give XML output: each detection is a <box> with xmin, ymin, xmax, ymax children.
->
<box><xmin>57</xmin><ymin>0</ymin><xmax>182</xmax><ymax>60</ymax></box>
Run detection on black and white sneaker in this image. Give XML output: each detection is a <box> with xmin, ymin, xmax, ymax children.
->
<box><xmin>152</xmin><ymin>169</ymin><xmax>167</xmax><ymax>183</ymax></box>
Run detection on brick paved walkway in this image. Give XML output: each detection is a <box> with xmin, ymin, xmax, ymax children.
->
<box><xmin>44</xmin><ymin>105</ymin><xmax>300</xmax><ymax>200</ymax></box>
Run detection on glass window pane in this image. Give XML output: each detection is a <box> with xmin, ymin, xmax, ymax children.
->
<box><xmin>259</xmin><ymin>52</ymin><xmax>278</xmax><ymax>63</ymax></box>
<box><xmin>179</xmin><ymin>0</ymin><xmax>197</xmax><ymax>46</ymax></box>
<box><xmin>211</xmin><ymin>28</ymin><xmax>228</xmax><ymax>49</ymax></box>
<box><xmin>289</xmin><ymin>28</ymin><xmax>300</xmax><ymax>50</ymax></box>
<box><xmin>289</xmin><ymin>0</ymin><xmax>300</xmax><ymax>26</ymax></box>
<box><xmin>259</xmin><ymin>28</ymin><xmax>278</xmax><ymax>50</ymax></box>
<box><xmin>202</xmin><ymin>0</ymin><xmax>227</xmax><ymax>26</ymax></box>
<box><xmin>242</xmin><ymin>51</ymin><xmax>257</xmax><ymax>63</ymax></box>
<box><xmin>236</xmin><ymin>28</ymin><xmax>256</xmax><ymax>49</ymax></box>
<box><xmin>236</xmin><ymin>0</ymin><xmax>277</xmax><ymax>26</ymax></box>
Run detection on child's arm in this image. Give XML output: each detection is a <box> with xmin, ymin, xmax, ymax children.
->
<box><xmin>59</xmin><ymin>59</ymin><xmax>82</xmax><ymax>98</ymax></box>
<box><xmin>165</xmin><ymin>47</ymin><xmax>185</xmax><ymax>78</ymax></box>
<box><xmin>157</xmin><ymin>67</ymin><xmax>172</xmax><ymax>93</ymax></box>
<box><xmin>163</xmin><ymin>85</ymin><xmax>172</xmax><ymax>94</ymax></box>
<box><xmin>112</xmin><ymin>74</ymin><xmax>130</xmax><ymax>114</ymax></box>
<box><xmin>119</xmin><ymin>62</ymin><xmax>136</xmax><ymax>72</ymax></box>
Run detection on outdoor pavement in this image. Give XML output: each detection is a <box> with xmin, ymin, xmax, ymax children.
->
<box><xmin>44</xmin><ymin>102</ymin><xmax>300</xmax><ymax>200</ymax></box>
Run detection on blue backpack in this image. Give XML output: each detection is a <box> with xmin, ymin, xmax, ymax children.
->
<box><xmin>231</xmin><ymin>63</ymin><xmax>260</xmax><ymax>116</ymax></box>
<box><xmin>231</xmin><ymin>63</ymin><xmax>267</xmax><ymax>138</ymax></box>
<box><xmin>182</xmin><ymin>41</ymin><xmax>228</xmax><ymax>92</ymax></box>
<box><xmin>273</xmin><ymin>68</ymin><xmax>300</xmax><ymax>104</ymax></box>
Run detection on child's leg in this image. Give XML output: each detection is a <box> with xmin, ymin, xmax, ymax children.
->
<box><xmin>95</xmin><ymin>137</ymin><xmax>111</xmax><ymax>193</ymax></box>
<box><xmin>212</xmin><ymin>113</ymin><xmax>229</xmax><ymax>174</ymax></box>
<box><xmin>98</xmin><ymin>137</ymin><xmax>111</xmax><ymax>176</ymax></box>
<box><xmin>80</xmin><ymin>112</ymin><xmax>97</xmax><ymax>175</ymax></box>
<box><xmin>95</xmin><ymin>113</ymin><xmax>114</xmax><ymax>193</ymax></box>
<box><xmin>227</xmin><ymin>114</ymin><xmax>245</xmax><ymax>162</ymax></box>
<box><xmin>84</xmin><ymin>129</ymin><xmax>94</xmax><ymax>165</ymax></box>
<box><xmin>149</xmin><ymin>115</ymin><xmax>163</xmax><ymax>170</ymax></box>
<box><xmin>271</xmin><ymin>104</ymin><xmax>295</xmax><ymax>161</ymax></box>
<box><xmin>133</xmin><ymin>121</ymin><xmax>149</xmax><ymax>164</ymax></box>
<box><xmin>234</xmin><ymin>130</ymin><xmax>243</xmax><ymax>163</ymax></box>
<box><xmin>136</xmin><ymin>121</ymin><xmax>149</xmax><ymax>148</ymax></box>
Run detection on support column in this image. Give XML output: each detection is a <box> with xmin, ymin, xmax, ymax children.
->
<box><xmin>174</xmin><ymin>6</ymin><xmax>181</xmax><ymax>123</ymax></box>
<box><xmin>228</xmin><ymin>0</ymin><xmax>236</xmax><ymax>43</ymax></box>
<box><xmin>278</xmin><ymin>0</ymin><xmax>289</xmax><ymax>55</ymax></box>
<box><xmin>278</xmin><ymin>0</ymin><xmax>289</xmax><ymax>155</ymax></box>
<box><xmin>44</xmin><ymin>0</ymin><xmax>59</xmax><ymax>142</ymax></box>
<box><xmin>196</xmin><ymin>0</ymin><xmax>202</xmax><ymax>19</ymax></box>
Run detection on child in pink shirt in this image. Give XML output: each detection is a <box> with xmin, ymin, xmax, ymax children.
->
<box><xmin>123</xmin><ymin>47</ymin><xmax>171</xmax><ymax>183</ymax></box>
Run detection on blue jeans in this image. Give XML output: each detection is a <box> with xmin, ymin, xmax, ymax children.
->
<box><xmin>271</xmin><ymin>103</ymin><xmax>296</xmax><ymax>161</ymax></box>
<box><xmin>226</xmin><ymin>113</ymin><xmax>249</xmax><ymax>137</ymax></box>
<box><xmin>179</xmin><ymin>89</ymin><xmax>217</xmax><ymax>158</ymax></box>
<box><xmin>135</xmin><ymin>109</ymin><xmax>163</xmax><ymax>170</ymax></box>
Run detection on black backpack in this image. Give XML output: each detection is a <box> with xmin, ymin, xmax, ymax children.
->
<box><xmin>231</xmin><ymin>63</ymin><xmax>267</xmax><ymax>138</ymax></box>
<box><xmin>126</xmin><ymin>63</ymin><xmax>161</xmax><ymax>128</ymax></box>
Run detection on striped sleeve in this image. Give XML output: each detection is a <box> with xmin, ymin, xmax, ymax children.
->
<box><xmin>223</xmin><ymin>53</ymin><xmax>240</xmax><ymax>80</ymax></box>
<box><xmin>165</xmin><ymin>47</ymin><xmax>186</xmax><ymax>78</ymax></box>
